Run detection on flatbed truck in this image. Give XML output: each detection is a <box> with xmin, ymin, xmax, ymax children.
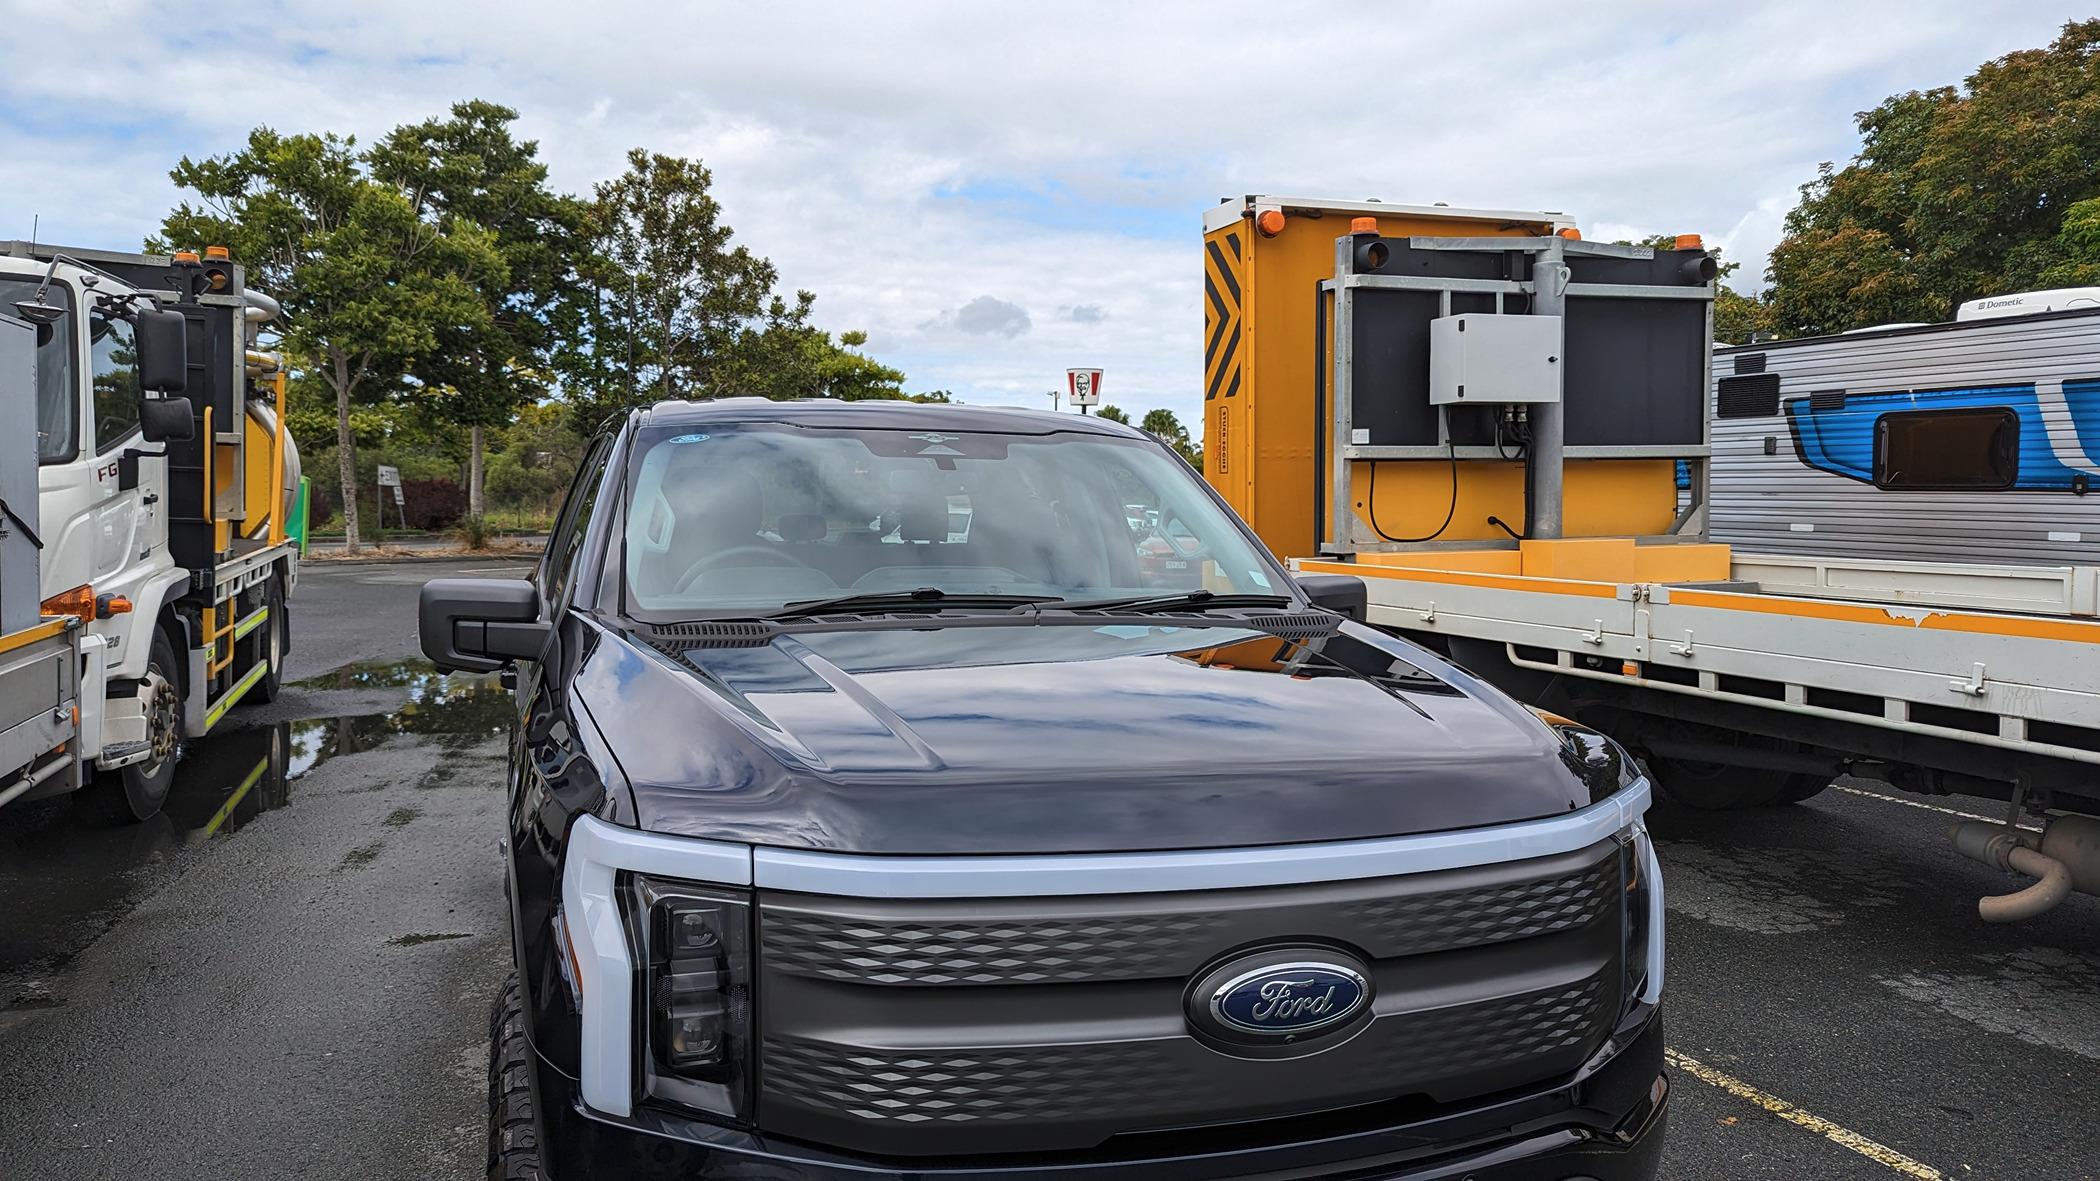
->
<box><xmin>0</xmin><ymin>242</ymin><xmax>300</xmax><ymax>821</ymax></box>
<box><xmin>1203</xmin><ymin>194</ymin><xmax>2100</xmax><ymax>922</ymax></box>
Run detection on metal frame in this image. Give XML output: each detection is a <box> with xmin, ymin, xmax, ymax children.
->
<box><xmin>1321</xmin><ymin>234</ymin><xmax>1715</xmax><ymax>555</ymax></box>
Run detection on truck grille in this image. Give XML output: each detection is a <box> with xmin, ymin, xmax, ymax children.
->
<box><xmin>764</xmin><ymin>855</ymin><xmax>1617</xmax><ymax>987</ymax></box>
<box><xmin>755</xmin><ymin>838</ymin><xmax>1626</xmax><ymax>1158</ymax></box>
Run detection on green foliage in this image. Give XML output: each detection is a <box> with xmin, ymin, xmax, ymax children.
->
<box><xmin>1140</xmin><ymin>408</ymin><xmax>1202</xmax><ymax>468</ymax></box>
<box><xmin>160</xmin><ymin>126</ymin><xmax>501</xmax><ymax>549</ymax></box>
<box><xmin>484</xmin><ymin>401</ymin><xmax>587</xmax><ymax>516</ymax></box>
<box><xmin>556</xmin><ymin>149</ymin><xmax>905</xmax><ymax>422</ymax></box>
<box><xmin>369</xmin><ymin>101</ymin><xmax>585</xmax><ymax>510</ymax></box>
<box><xmin>559</xmin><ymin>150</ymin><xmax>781</xmax><ymax>418</ymax></box>
<box><xmin>455</xmin><ymin>514</ymin><xmax>492</xmax><ymax>550</ymax></box>
<box><xmin>1767</xmin><ymin>20</ymin><xmax>2100</xmax><ymax>335</ymax></box>
<box><xmin>2026</xmin><ymin>196</ymin><xmax>2100</xmax><ymax>288</ymax></box>
<box><xmin>1094</xmin><ymin>404</ymin><xmax>1130</xmax><ymax>423</ymax></box>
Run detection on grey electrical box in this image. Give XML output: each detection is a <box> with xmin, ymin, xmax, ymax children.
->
<box><xmin>1429</xmin><ymin>314</ymin><xmax>1563</xmax><ymax>406</ymax></box>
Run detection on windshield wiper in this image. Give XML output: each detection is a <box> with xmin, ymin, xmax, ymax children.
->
<box><xmin>762</xmin><ymin>587</ymin><xmax>1058</xmax><ymax>621</ymax></box>
<box><xmin>1030</xmin><ymin>589</ymin><xmax>1294</xmax><ymax>614</ymax></box>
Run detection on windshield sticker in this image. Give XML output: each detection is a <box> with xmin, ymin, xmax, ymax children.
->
<box><xmin>668</xmin><ymin>433</ymin><xmax>711</xmax><ymax>444</ymax></box>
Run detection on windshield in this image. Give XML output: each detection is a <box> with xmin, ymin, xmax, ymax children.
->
<box><xmin>621</xmin><ymin>421</ymin><xmax>1290</xmax><ymax>617</ymax></box>
<box><xmin>0</xmin><ymin>277</ymin><xmax>79</xmax><ymax>463</ymax></box>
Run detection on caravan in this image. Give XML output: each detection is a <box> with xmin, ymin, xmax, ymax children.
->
<box><xmin>1708</xmin><ymin>290</ymin><xmax>2100</xmax><ymax>566</ymax></box>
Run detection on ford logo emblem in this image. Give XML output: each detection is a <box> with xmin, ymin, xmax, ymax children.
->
<box><xmin>1186</xmin><ymin>947</ymin><xmax>1373</xmax><ymax>1052</ymax></box>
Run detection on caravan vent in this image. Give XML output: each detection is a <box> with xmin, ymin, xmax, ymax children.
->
<box><xmin>1733</xmin><ymin>353</ymin><xmax>1767</xmax><ymax>375</ymax></box>
<box><xmin>1809</xmin><ymin>389</ymin><xmax>1847</xmax><ymax>411</ymax></box>
<box><xmin>1717</xmin><ymin>373</ymin><xmax>1780</xmax><ymax>418</ymax></box>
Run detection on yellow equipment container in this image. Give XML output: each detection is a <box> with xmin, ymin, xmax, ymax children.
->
<box><xmin>1201</xmin><ymin>196</ymin><xmax>1707</xmax><ymax>565</ymax></box>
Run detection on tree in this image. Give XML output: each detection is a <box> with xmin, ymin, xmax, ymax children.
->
<box><xmin>715</xmin><ymin>295</ymin><xmax>908</xmax><ymax>401</ymax></box>
<box><xmin>370</xmin><ymin>100</ymin><xmax>583</xmax><ymax>518</ymax></box>
<box><xmin>161</xmin><ymin>128</ymin><xmax>500</xmax><ymax>551</ymax></box>
<box><xmin>560</xmin><ymin>150</ymin><xmax>782</xmax><ymax>421</ymax></box>
<box><xmin>1767</xmin><ymin>20</ymin><xmax>2100</xmax><ymax>335</ymax></box>
<box><xmin>1141</xmin><ymin>408</ymin><xmax>1202</xmax><ymax>468</ymax></box>
<box><xmin>1094</xmin><ymin>404</ymin><xmax>1130</xmax><ymax>423</ymax></box>
<box><xmin>2024</xmin><ymin>195</ymin><xmax>2100</xmax><ymax>289</ymax></box>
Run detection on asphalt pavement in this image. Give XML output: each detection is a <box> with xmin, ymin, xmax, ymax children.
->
<box><xmin>0</xmin><ymin>559</ymin><xmax>2095</xmax><ymax>1180</ymax></box>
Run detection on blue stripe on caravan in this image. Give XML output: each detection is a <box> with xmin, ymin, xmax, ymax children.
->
<box><xmin>1789</xmin><ymin>383</ymin><xmax>2094</xmax><ymax>489</ymax></box>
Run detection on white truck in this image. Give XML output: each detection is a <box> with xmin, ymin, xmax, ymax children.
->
<box><xmin>0</xmin><ymin>242</ymin><xmax>300</xmax><ymax>822</ymax></box>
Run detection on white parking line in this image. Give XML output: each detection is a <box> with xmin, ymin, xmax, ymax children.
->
<box><xmin>1665</xmin><ymin>1048</ymin><xmax>1944</xmax><ymax>1179</ymax></box>
<box><xmin>1835</xmin><ymin>784</ymin><xmax>2042</xmax><ymax>831</ymax></box>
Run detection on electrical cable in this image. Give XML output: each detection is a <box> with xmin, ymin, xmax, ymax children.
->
<box><xmin>1366</xmin><ymin>436</ymin><xmax>1459</xmax><ymax>543</ymax></box>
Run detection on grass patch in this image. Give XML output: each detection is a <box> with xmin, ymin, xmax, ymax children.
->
<box><xmin>382</xmin><ymin>806</ymin><xmax>421</xmax><ymax>828</ymax></box>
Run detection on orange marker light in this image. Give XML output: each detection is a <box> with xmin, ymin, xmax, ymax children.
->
<box><xmin>1673</xmin><ymin>233</ymin><xmax>1704</xmax><ymax>251</ymax></box>
<box><xmin>203</xmin><ymin>245</ymin><xmax>230</xmax><ymax>260</ymax></box>
<box><xmin>171</xmin><ymin>250</ymin><xmax>200</xmax><ymax>263</ymax></box>
<box><xmin>1256</xmin><ymin>209</ymin><xmax>1287</xmax><ymax>237</ymax></box>
<box><xmin>1558</xmin><ymin>227</ymin><xmax>1582</xmax><ymax>240</ymax></box>
<box><xmin>1349</xmin><ymin>216</ymin><xmax>1379</xmax><ymax>235</ymax></box>
<box><xmin>95</xmin><ymin>594</ymin><xmax>134</xmax><ymax>620</ymax></box>
<box><xmin>41</xmin><ymin>585</ymin><xmax>95</xmax><ymax>623</ymax></box>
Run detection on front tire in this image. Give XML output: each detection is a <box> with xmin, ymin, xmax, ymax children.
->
<box><xmin>89</xmin><ymin>627</ymin><xmax>183</xmax><ymax>823</ymax></box>
<box><xmin>489</xmin><ymin>973</ymin><xmax>548</xmax><ymax>1181</ymax></box>
<box><xmin>1648</xmin><ymin>725</ymin><xmax>1830</xmax><ymax>810</ymax></box>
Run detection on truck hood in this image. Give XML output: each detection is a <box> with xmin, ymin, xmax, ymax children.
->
<box><xmin>574</xmin><ymin>616</ymin><xmax>1590</xmax><ymax>855</ymax></box>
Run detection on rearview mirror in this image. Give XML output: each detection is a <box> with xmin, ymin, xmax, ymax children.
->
<box><xmin>134</xmin><ymin>306</ymin><xmax>189</xmax><ymax>395</ymax></box>
<box><xmin>1294</xmin><ymin>572</ymin><xmax>1366</xmax><ymax>621</ymax></box>
<box><xmin>419</xmin><ymin>578</ymin><xmax>551</xmax><ymax>673</ymax></box>
<box><xmin>140</xmin><ymin>396</ymin><xmax>194</xmax><ymax>443</ymax></box>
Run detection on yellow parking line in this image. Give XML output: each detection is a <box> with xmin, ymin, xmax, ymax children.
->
<box><xmin>1665</xmin><ymin>1048</ymin><xmax>1943</xmax><ymax>1180</ymax></box>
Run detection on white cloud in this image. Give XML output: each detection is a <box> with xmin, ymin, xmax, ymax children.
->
<box><xmin>2</xmin><ymin>0</ymin><xmax>2089</xmax><ymax>424</ymax></box>
<box><xmin>930</xmin><ymin>295</ymin><xmax>1033</xmax><ymax>338</ymax></box>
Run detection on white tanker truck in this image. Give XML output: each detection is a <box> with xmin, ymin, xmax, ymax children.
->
<box><xmin>0</xmin><ymin>242</ymin><xmax>302</xmax><ymax>822</ymax></box>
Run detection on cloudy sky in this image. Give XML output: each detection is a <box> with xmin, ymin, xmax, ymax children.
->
<box><xmin>4</xmin><ymin>2</ymin><xmax>2088</xmax><ymax>423</ymax></box>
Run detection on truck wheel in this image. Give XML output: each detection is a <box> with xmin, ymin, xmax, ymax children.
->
<box><xmin>488</xmin><ymin>973</ymin><xmax>548</xmax><ymax>1181</ymax></box>
<box><xmin>88</xmin><ymin>627</ymin><xmax>183</xmax><ymax>823</ymax></box>
<box><xmin>250</xmin><ymin>576</ymin><xmax>286</xmax><ymax>704</ymax></box>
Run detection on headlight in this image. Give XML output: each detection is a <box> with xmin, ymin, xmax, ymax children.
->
<box><xmin>1622</xmin><ymin>820</ymin><xmax>1664</xmax><ymax>1008</ymax></box>
<box><xmin>1530</xmin><ymin>709</ymin><xmax>1643</xmax><ymax>804</ymax></box>
<box><xmin>627</xmin><ymin>875</ymin><xmax>754</xmax><ymax>1121</ymax></box>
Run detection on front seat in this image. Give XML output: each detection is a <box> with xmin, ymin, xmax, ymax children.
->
<box><xmin>641</xmin><ymin>465</ymin><xmax>765</xmax><ymax>597</ymax></box>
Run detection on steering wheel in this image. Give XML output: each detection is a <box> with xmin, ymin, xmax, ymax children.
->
<box><xmin>672</xmin><ymin>546</ymin><xmax>813</xmax><ymax>595</ymax></box>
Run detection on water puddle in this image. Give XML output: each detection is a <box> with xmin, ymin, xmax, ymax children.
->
<box><xmin>0</xmin><ymin>658</ymin><xmax>512</xmax><ymax>1009</ymax></box>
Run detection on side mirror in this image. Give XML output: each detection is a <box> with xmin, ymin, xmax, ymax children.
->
<box><xmin>134</xmin><ymin>306</ymin><xmax>189</xmax><ymax>395</ymax></box>
<box><xmin>1294</xmin><ymin>572</ymin><xmax>1367</xmax><ymax>621</ymax></box>
<box><xmin>419</xmin><ymin>578</ymin><xmax>551</xmax><ymax>673</ymax></box>
<box><xmin>140</xmin><ymin>396</ymin><xmax>195</xmax><ymax>443</ymax></box>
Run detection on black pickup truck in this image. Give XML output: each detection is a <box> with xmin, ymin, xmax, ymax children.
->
<box><xmin>421</xmin><ymin>399</ymin><xmax>1668</xmax><ymax>1180</ymax></box>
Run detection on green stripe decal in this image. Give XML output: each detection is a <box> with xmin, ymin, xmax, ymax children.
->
<box><xmin>204</xmin><ymin>660</ymin><xmax>269</xmax><ymax>731</ymax></box>
<box><xmin>233</xmin><ymin>606</ymin><xmax>270</xmax><ymax>641</ymax></box>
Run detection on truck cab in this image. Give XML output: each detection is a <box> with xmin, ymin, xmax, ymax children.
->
<box><xmin>1</xmin><ymin>243</ymin><xmax>301</xmax><ymax>821</ymax></box>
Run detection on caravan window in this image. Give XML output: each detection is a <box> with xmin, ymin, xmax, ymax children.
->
<box><xmin>1872</xmin><ymin>408</ymin><xmax>2018</xmax><ymax>491</ymax></box>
